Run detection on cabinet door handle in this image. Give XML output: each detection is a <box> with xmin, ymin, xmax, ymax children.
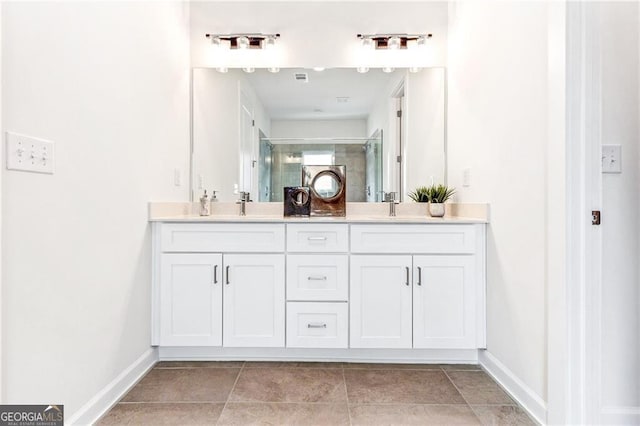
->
<box><xmin>214</xmin><ymin>265</ymin><xmax>218</xmax><ymax>284</ymax></box>
<box><xmin>405</xmin><ymin>266</ymin><xmax>410</xmax><ymax>286</ymax></box>
<box><xmin>226</xmin><ymin>265</ymin><xmax>230</xmax><ymax>285</ymax></box>
<box><xmin>307</xmin><ymin>323</ymin><xmax>327</xmax><ymax>329</ymax></box>
<box><xmin>307</xmin><ymin>276</ymin><xmax>327</xmax><ymax>281</ymax></box>
<box><xmin>307</xmin><ymin>236</ymin><xmax>327</xmax><ymax>241</ymax></box>
<box><xmin>417</xmin><ymin>266</ymin><xmax>422</xmax><ymax>286</ymax></box>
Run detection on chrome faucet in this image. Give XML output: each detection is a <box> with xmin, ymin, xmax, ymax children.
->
<box><xmin>383</xmin><ymin>191</ymin><xmax>399</xmax><ymax>217</ymax></box>
<box><xmin>236</xmin><ymin>191</ymin><xmax>251</xmax><ymax>216</ymax></box>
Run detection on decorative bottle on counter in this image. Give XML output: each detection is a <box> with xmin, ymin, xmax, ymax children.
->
<box><xmin>199</xmin><ymin>190</ymin><xmax>211</xmax><ymax>216</ymax></box>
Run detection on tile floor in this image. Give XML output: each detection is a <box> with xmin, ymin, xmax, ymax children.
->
<box><xmin>98</xmin><ymin>362</ymin><xmax>535</xmax><ymax>425</ymax></box>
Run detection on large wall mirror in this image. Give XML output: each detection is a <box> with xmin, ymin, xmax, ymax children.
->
<box><xmin>192</xmin><ymin>67</ymin><xmax>445</xmax><ymax>203</ymax></box>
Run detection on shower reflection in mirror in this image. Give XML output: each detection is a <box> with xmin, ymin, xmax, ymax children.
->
<box><xmin>258</xmin><ymin>133</ymin><xmax>382</xmax><ymax>202</ymax></box>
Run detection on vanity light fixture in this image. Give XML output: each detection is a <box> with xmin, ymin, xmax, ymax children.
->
<box><xmin>313</xmin><ymin>67</ymin><xmax>326</xmax><ymax>72</ymax></box>
<box><xmin>237</xmin><ymin>36</ymin><xmax>250</xmax><ymax>50</ymax></box>
<box><xmin>265</xmin><ymin>35</ymin><xmax>277</xmax><ymax>49</ymax></box>
<box><xmin>356</xmin><ymin>67</ymin><xmax>370</xmax><ymax>73</ymax></box>
<box><xmin>382</xmin><ymin>67</ymin><xmax>395</xmax><ymax>73</ymax></box>
<box><xmin>242</xmin><ymin>67</ymin><xmax>256</xmax><ymax>73</ymax></box>
<box><xmin>268</xmin><ymin>67</ymin><xmax>280</xmax><ymax>73</ymax></box>
<box><xmin>216</xmin><ymin>67</ymin><xmax>229</xmax><ymax>73</ymax></box>
<box><xmin>387</xmin><ymin>36</ymin><xmax>401</xmax><ymax>50</ymax></box>
<box><xmin>357</xmin><ymin>33</ymin><xmax>432</xmax><ymax>50</ymax></box>
<box><xmin>409</xmin><ymin>67</ymin><xmax>422</xmax><ymax>73</ymax></box>
<box><xmin>205</xmin><ymin>33</ymin><xmax>281</xmax><ymax>50</ymax></box>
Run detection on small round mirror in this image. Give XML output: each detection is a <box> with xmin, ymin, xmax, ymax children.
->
<box><xmin>312</xmin><ymin>171</ymin><xmax>343</xmax><ymax>200</ymax></box>
<box><xmin>292</xmin><ymin>188</ymin><xmax>309</xmax><ymax>206</ymax></box>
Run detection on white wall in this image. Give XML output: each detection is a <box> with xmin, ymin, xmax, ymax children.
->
<box><xmin>404</xmin><ymin>68</ymin><xmax>446</xmax><ymax>193</ymax></box>
<box><xmin>190</xmin><ymin>1</ymin><xmax>448</xmax><ymax>69</ymax></box>
<box><xmin>447</xmin><ymin>0</ymin><xmax>549</xmax><ymax>408</ymax></box>
<box><xmin>192</xmin><ymin>69</ymin><xmax>270</xmax><ymax>202</ymax></box>
<box><xmin>1</xmin><ymin>1</ymin><xmax>190</xmax><ymax>417</ymax></box>
<box><xmin>193</xmin><ymin>69</ymin><xmax>240</xmax><ymax>202</ymax></box>
<box><xmin>599</xmin><ymin>1</ymin><xmax>639</xmax><ymax>408</ymax></box>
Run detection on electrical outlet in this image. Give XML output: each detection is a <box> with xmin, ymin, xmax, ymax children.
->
<box><xmin>174</xmin><ymin>168</ymin><xmax>182</xmax><ymax>186</ymax></box>
<box><xmin>602</xmin><ymin>145</ymin><xmax>622</xmax><ymax>173</ymax></box>
<box><xmin>6</xmin><ymin>132</ymin><xmax>55</xmax><ymax>174</ymax></box>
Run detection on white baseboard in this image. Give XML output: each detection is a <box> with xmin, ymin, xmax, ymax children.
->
<box><xmin>600</xmin><ymin>406</ymin><xmax>640</xmax><ymax>425</ymax></box>
<box><xmin>158</xmin><ymin>346</ymin><xmax>480</xmax><ymax>363</ymax></box>
<box><xmin>67</xmin><ymin>348</ymin><xmax>158</xmax><ymax>425</ymax></box>
<box><xmin>478</xmin><ymin>350</ymin><xmax>547</xmax><ymax>425</ymax></box>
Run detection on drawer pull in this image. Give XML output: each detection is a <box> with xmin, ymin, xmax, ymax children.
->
<box><xmin>226</xmin><ymin>265</ymin><xmax>230</xmax><ymax>285</ymax></box>
<box><xmin>417</xmin><ymin>266</ymin><xmax>422</xmax><ymax>286</ymax></box>
<box><xmin>405</xmin><ymin>266</ymin><xmax>410</xmax><ymax>286</ymax></box>
<box><xmin>307</xmin><ymin>323</ymin><xmax>327</xmax><ymax>329</ymax></box>
<box><xmin>214</xmin><ymin>265</ymin><xmax>218</xmax><ymax>284</ymax></box>
<box><xmin>307</xmin><ymin>236</ymin><xmax>328</xmax><ymax>241</ymax></box>
<box><xmin>307</xmin><ymin>276</ymin><xmax>327</xmax><ymax>281</ymax></box>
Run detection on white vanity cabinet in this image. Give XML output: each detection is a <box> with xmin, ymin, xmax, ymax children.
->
<box><xmin>151</xmin><ymin>219</ymin><xmax>486</xmax><ymax>359</ymax></box>
<box><xmin>153</xmin><ymin>223</ymin><xmax>285</xmax><ymax>348</ymax></box>
<box><xmin>285</xmin><ymin>224</ymin><xmax>349</xmax><ymax>349</ymax></box>
<box><xmin>350</xmin><ymin>255</ymin><xmax>413</xmax><ymax>348</ymax></box>
<box><xmin>413</xmin><ymin>255</ymin><xmax>477</xmax><ymax>349</ymax></box>
<box><xmin>349</xmin><ymin>224</ymin><xmax>485</xmax><ymax>350</ymax></box>
<box><xmin>223</xmin><ymin>254</ymin><xmax>285</xmax><ymax>347</ymax></box>
<box><xmin>160</xmin><ymin>253</ymin><xmax>223</xmax><ymax>346</ymax></box>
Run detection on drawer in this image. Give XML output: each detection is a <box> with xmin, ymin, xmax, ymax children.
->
<box><xmin>351</xmin><ymin>224</ymin><xmax>476</xmax><ymax>254</ymax></box>
<box><xmin>161</xmin><ymin>223</ymin><xmax>285</xmax><ymax>252</ymax></box>
<box><xmin>286</xmin><ymin>302</ymin><xmax>348</xmax><ymax>348</ymax></box>
<box><xmin>286</xmin><ymin>255</ymin><xmax>348</xmax><ymax>301</ymax></box>
<box><xmin>286</xmin><ymin>224</ymin><xmax>349</xmax><ymax>252</ymax></box>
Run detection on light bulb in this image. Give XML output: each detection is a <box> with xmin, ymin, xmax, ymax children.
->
<box><xmin>361</xmin><ymin>37</ymin><xmax>374</xmax><ymax>50</ymax></box>
<box><xmin>313</xmin><ymin>67</ymin><xmax>326</xmax><ymax>72</ymax></box>
<box><xmin>237</xmin><ymin>36</ymin><xmax>250</xmax><ymax>50</ymax></box>
<box><xmin>409</xmin><ymin>67</ymin><xmax>422</xmax><ymax>73</ymax></box>
<box><xmin>242</xmin><ymin>67</ymin><xmax>255</xmax><ymax>73</ymax></box>
<box><xmin>382</xmin><ymin>67</ymin><xmax>395</xmax><ymax>73</ymax></box>
<box><xmin>265</xmin><ymin>36</ymin><xmax>276</xmax><ymax>49</ymax></box>
<box><xmin>268</xmin><ymin>67</ymin><xmax>280</xmax><ymax>73</ymax></box>
<box><xmin>387</xmin><ymin>36</ymin><xmax>401</xmax><ymax>50</ymax></box>
<box><xmin>356</xmin><ymin>67</ymin><xmax>370</xmax><ymax>73</ymax></box>
<box><xmin>216</xmin><ymin>67</ymin><xmax>229</xmax><ymax>73</ymax></box>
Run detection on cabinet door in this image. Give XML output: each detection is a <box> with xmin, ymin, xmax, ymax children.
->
<box><xmin>413</xmin><ymin>255</ymin><xmax>476</xmax><ymax>348</ymax></box>
<box><xmin>160</xmin><ymin>253</ymin><xmax>222</xmax><ymax>346</ymax></box>
<box><xmin>350</xmin><ymin>255</ymin><xmax>413</xmax><ymax>348</ymax></box>
<box><xmin>223</xmin><ymin>254</ymin><xmax>285</xmax><ymax>347</ymax></box>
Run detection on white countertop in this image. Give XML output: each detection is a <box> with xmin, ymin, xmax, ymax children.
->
<box><xmin>148</xmin><ymin>202</ymin><xmax>490</xmax><ymax>224</ymax></box>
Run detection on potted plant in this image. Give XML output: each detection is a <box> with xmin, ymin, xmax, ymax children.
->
<box><xmin>407</xmin><ymin>186</ymin><xmax>430</xmax><ymax>203</ymax></box>
<box><xmin>408</xmin><ymin>184</ymin><xmax>455</xmax><ymax>217</ymax></box>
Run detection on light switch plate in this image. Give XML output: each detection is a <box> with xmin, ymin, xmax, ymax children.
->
<box><xmin>6</xmin><ymin>132</ymin><xmax>55</xmax><ymax>174</ymax></box>
<box><xmin>462</xmin><ymin>168</ymin><xmax>471</xmax><ymax>187</ymax></box>
<box><xmin>602</xmin><ymin>144</ymin><xmax>622</xmax><ymax>173</ymax></box>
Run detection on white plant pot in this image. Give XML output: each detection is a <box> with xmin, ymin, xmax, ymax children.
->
<box><xmin>428</xmin><ymin>202</ymin><xmax>445</xmax><ymax>217</ymax></box>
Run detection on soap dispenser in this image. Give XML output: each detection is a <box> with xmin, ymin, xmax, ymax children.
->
<box><xmin>199</xmin><ymin>190</ymin><xmax>211</xmax><ymax>216</ymax></box>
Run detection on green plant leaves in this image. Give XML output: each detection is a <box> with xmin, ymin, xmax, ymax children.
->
<box><xmin>408</xmin><ymin>184</ymin><xmax>455</xmax><ymax>203</ymax></box>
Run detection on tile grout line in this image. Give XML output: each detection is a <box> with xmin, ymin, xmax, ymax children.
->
<box><xmin>216</xmin><ymin>361</ymin><xmax>245</xmax><ymax>425</ymax></box>
<box><xmin>441</xmin><ymin>367</ymin><xmax>484</xmax><ymax>425</ymax></box>
<box><xmin>341</xmin><ymin>365</ymin><xmax>353</xmax><ymax>426</ymax></box>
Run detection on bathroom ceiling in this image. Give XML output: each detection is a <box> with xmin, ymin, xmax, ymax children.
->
<box><xmin>244</xmin><ymin>68</ymin><xmax>401</xmax><ymax>120</ymax></box>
